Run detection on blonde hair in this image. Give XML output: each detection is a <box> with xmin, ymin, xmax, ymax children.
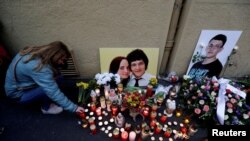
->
<box><xmin>20</xmin><ymin>41</ymin><xmax>70</xmax><ymax>72</ymax></box>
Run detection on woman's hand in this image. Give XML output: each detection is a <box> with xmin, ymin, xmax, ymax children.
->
<box><xmin>75</xmin><ymin>106</ymin><xmax>84</xmax><ymax>113</ymax></box>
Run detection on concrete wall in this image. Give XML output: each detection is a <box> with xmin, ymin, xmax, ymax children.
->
<box><xmin>167</xmin><ymin>0</ymin><xmax>250</xmax><ymax>78</ymax></box>
<box><xmin>0</xmin><ymin>0</ymin><xmax>174</xmax><ymax>78</ymax></box>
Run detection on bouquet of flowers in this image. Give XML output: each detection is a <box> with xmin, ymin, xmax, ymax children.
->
<box><xmin>178</xmin><ymin>75</ymin><xmax>250</xmax><ymax>125</ymax></box>
<box><xmin>95</xmin><ymin>72</ymin><xmax>121</xmax><ymax>87</ymax></box>
<box><xmin>122</xmin><ymin>91</ymin><xmax>146</xmax><ymax>112</ymax></box>
<box><xmin>76</xmin><ymin>79</ymin><xmax>98</xmax><ymax>105</ymax></box>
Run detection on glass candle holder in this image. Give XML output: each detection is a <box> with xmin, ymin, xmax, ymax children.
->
<box><xmin>121</xmin><ymin>131</ymin><xmax>128</xmax><ymax>141</ymax></box>
<box><xmin>142</xmin><ymin>108</ymin><xmax>149</xmax><ymax>117</ymax></box>
<box><xmin>183</xmin><ymin>116</ymin><xmax>190</xmax><ymax>124</ymax></box>
<box><xmin>164</xmin><ymin>127</ymin><xmax>172</xmax><ymax>138</ymax></box>
<box><xmin>151</xmin><ymin>103</ymin><xmax>158</xmax><ymax>111</ymax></box>
<box><xmin>88</xmin><ymin>117</ymin><xmax>95</xmax><ymax>125</ymax></box>
<box><xmin>129</xmin><ymin>131</ymin><xmax>136</xmax><ymax>141</ymax></box>
<box><xmin>90</xmin><ymin>124</ymin><xmax>97</xmax><ymax>135</ymax></box>
<box><xmin>82</xmin><ymin>119</ymin><xmax>88</xmax><ymax>128</ymax></box>
<box><xmin>100</xmin><ymin>96</ymin><xmax>106</xmax><ymax>109</ymax></box>
<box><xmin>77</xmin><ymin>112</ymin><xmax>86</xmax><ymax>119</ymax></box>
<box><xmin>117</xmin><ymin>83</ymin><xmax>123</xmax><ymax>94</ymax></box>
<box><xmin>106</xmin><ymin>99</ymin><xmax>112</xmax><ymax>111</ymax></box>
<box><xmin>95</xmin><ymin>88</ymin><xmax>100</xmax><ymax>97</ymax></box>
<box><xmin>160</xmin><ymin>115</ymin><xmax>167</xmax><ymax>123</ymax></box>
<box><xmin>146</xmin><ymin>85</ymin><xmax>153</xmax><ymax>98</ymax></box>
<box><xmin>113</xmin><ymin>128</ymin><xmax>120</xmax><ymax>139</ymax></box>
<box><xmin>111</xmin><ymin>102</ymin><xmax>118</xmax><ymax>117</ymax></box>
<box><xmin>150</xmin><ymin>111</ymin><xmax>157</xmax><ymax>120</ymax></box>
<box><xmin>175</xmin><ymin>108</ymin><xmax>182</xmax><ymax>117</ymax></box>
<box><xmin>155</xmin><ymin>124</ymin><xmax>162</xmax><ymax>134</ymax></box>
<box><xmin>125</xmin><ymin>122</ymin><xmax>132</xmax><ymax>132</ymax></box>
<box><xmin>150</xmin><ymin>119</ymin><xmax>157</xmax><ymax>128</ymax></box>
<box><xmin>95</xmin><ymin>107</ymin><xmax>102</xmax><ymax>116</ymax></box>
<box><xmin>90</xmin><ymin>102</ymin><xmax>96</xmax><ymax>112</ymax></box>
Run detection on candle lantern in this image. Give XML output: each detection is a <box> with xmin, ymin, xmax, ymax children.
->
<box><xmin>95</xmin><ymin>88</ymin><xmax>100</xmax><ymax>97</ymax></box>
<box><xmin>165</xmin><ymin>99</ymin><xmax>176</xmax><ymax>117</ymax></box>
<box><xmin>90</xmin><ymin>90</ymin><xmax>97</xmax><ymax>102</ymax></box>
<box><xmin>155</xmin><ymin>124</ymin><xmax>162</xmax><ymax>134</ymax></box>
<box><xmin>90</xmin><ymin>124</ymin><xmax>97</xmax><ymax>135</ymax></box>
<box><xmin>88</xmin><ymin>117</ymin><xmax>95</xmax><ymax>125</ymax></box>
<box><xmin>164</xmin><ymin>127</ymin><xmax>172</xmax><ymax>138</ymax></box>
<box><xmin>160</xmin><ymin>115</ymin><xmax>167</xmax><ymax>123</ymax></box>
<box><xmin>150</xmin><ymin>119</ymin><xmax>157</xmax><ymax>128</ymax></box>
<box><xmin>100</xmin><ymin>96</ymin><xmax>106</xmax><ymax>109</ymax></box>
<box><xmin>125</xmin><ymin>122</ymin><xmax>132</xmax><ymax>131</ymax></box>
<box><xmin>117</xmin><ymin>83</ymin><xmax>123</xmax><ymax>94</ymax></box>
<box><xmin>180</xmin><ymin>127</ymin><xmax>187</xmax><ymax>134</ymax></box>
<box><xmin>77</xmin><ymin>112</ymin><xmax>86</xmax><ymax>119</ymax></box>
<box><xmin>81</xmin><ymin>119</ymin><xmax>88</xmax><ymax>128</ymax></box>
<box><xmin>106</xmin><ymin>99</ymin><xmax>112</xmax><ymax>111</ymax></box>
<box><xmin>90</xmin><ymin>102</ymin><xmax>96</xmax><ymax>112</ymax></box>
<box><xmin>146</xmin><ymin>85</ymin><xmax>153</xmax><ymax>97</ymax></box>
<box><xmin>113</xmin><ymin>128</ymin><xmax>120</xmax><ymax>139</ymax></box>
<box><xmin>150</xmin><ymin>111</ymin><xmax>157</xmax><ymax>120</ymax></box>
<box><xmin>121</xmin><ymin>131</ymin><xmax>128</xmax><ymax>141</ymax></box>
<box><xmin>95</xmin><ymin>107</ymin><xmax>102</xmax><ymax>116</ymax></box>
<box><xmin>151</xmin><ymin>103</ymin><xmax>158</xmax><ymax>111</ymax></box>
<box><xmin>111</xmin><ymin>101</ymin><xmax>119</xmax><ymax>117</ymax></box>
<box><xmin>142</xmin><ymin>107</ymin><xmax>149</xmax><ymax>117</ymax></box>
<box><xmin>129</xmin><ymin>131</ymin><xmax>136</xmax><ymax>141</ymax></box>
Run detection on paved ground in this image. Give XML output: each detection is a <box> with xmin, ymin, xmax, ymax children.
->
<box><xmin>0</xmin><ymin>79</ymin><xmax>208</xmax><ymax>141</ymax></box>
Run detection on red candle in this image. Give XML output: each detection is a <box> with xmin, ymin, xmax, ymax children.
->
<box><xmin>88</xmin><ymin>117</ymin><xmax>95</xmax><ymax>125</ymax></box>
<box><xmin>90</xmin><ymin>124</ymin><xmax>97</xmax><ymax>135</ymax></box>
<box><xmin>113</xmin><ymin>128</ymin><xmax>120</xmax><ymax>139</ymax></box>
<box><xmin>155</xmin><ymin>124</ymin><xmax>162</xmax><ymax>134</ymax></box>
<box><xmin>121</xmin><ymin>131</ymin><xmax>128</xmax><ymax>141</ymax></box>
<box><xmin>95</xmin><ymin>107</ymin><xmax>102</xmax><ymax>116</ymax></box>
<box><xmin>164</xmin><ymin>128</ymin><xmax>172</xmax><ymax>138</ymax></box>
<box><xmin>146</xmin><ymin>85</ymin><xmax>153</xmax><ymax>97</ymax></box>
<box><xmin>111</xmin><ymin>103</ymin><xmax>118</xmax><ymax>117</ymax></box>
<box><xmin>142</xmin><ymin>109</ymin><xmax>149</xmax><ymax>117</ymax></box>
<box><xmin>150</xmin><ymin>119</ymin><xmax>157</xmax><ymax>128</ymax></box>
<box><xmin>160</xmin><ymin>115</ymin><xmax>167</xmax><ymax>123</ymax></box>
<box><xmin>150</xmin><ymin>111</ymin><xmax>157</xmax><ymax>120</ymax></box>
<box><xmin>180</xmin><ymin>127</ymin><xmax>187</xmax><ymax>134</ymax></box>
<box><xmin>77</xmin><ymin>112</ymin><xmax>86</xmax><ymax>119</ymax></box>
<box><xmin>90</xmin><ymin>102</ymin><xmax>96</xmax><ymax>112</ymax></box>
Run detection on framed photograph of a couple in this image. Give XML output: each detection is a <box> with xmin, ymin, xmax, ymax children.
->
<box><xmin>186</xmin><ymin>29</ymin><xmax>242</xmax><ymax>79</ymax></box>
<box><xmin>99</xmin><ymin>48</ymin><xmax>159</xmax><ymax>76</ymax></box>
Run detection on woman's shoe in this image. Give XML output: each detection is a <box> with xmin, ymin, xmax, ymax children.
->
<box><xmin>41</xmin><ymin>103</ymin><xmax>63</xmax><ymax>114</ymax></box>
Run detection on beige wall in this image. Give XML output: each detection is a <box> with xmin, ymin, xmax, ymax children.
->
<box><xmin>0</xmin><ymin>0</ymin><xmax>174</xmax><ymax>78</ymax></box>
<box><xmin>1</xmin><ymin>0</ymin><xmax>250</xmax><ymax>78</ymax></box>
<box><xmin>167</xmin><ymin>0</ymin><xmax>250</xmax><ymax>78</ymax></box>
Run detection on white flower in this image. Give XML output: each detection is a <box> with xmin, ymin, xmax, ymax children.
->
<box><xmin>243</xmin><ymin>114</ymin><xmax>249</xmax><ymax>119</ymax></box>
<box><xmin>199</xmin><ymin>100</ymin><xmax>205</xmax><ymax>105</ymax></box>
<box><xmin>95</xmin><ymin>72</ymin><xmax>121</xmax><ymax>85</ymax></box>
<box><xmin>227</xmin><ymin>108</ymin><xmax>233</xmax><ymax>113</ymax></box>
<box><xmin>237</xmin><ymin>101</ymin><xmax>243</xmax><ymax>107</ymax></box>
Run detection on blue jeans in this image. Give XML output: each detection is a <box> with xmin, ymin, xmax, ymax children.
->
<box><xmin>19</xmin><ymin>87</ymin><xmax>51</xmax><ymax>110</ymax></box>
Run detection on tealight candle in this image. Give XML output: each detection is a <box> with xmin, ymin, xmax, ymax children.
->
<box><xmin>180</xmin><ymin>123</ymin><xmax>184</xmax><ymax>127</ymax></box>
<box><xmin>167</xmin><ymin>121</ymin><xmax>172</xmax><ymax>126</ymax></box>
<box><xmin>151</xmin><ymin>136</ymin><xmax>155</xmax><ymax>141</ymax></box>
<box><xmin>108</xmin><ymin>133</ymin><xmax>113</xmax><ymax>137</ymax></box>
<box><xmin>104</xmin><ymin>121</ymin><xmax>108</xmax><ymax>125</ymax></box>
<box><xmin>184</xmin><ymin>117</ymin><xmax>190</xmax><ymax>124</ymax></box>
<box><xmin>98</xmin><ymin>122</ymin><xmax>103</xmax><ymax>126</ymax></box>
<box><xmin>173</xmin><ymin>121</ymin><xmax>178</xmax><ymax>126</ymax></box>
<box><xmin>84</xmin><ymin>109</ymin><xmax>89</xmax><ymax>112</ymax></box>
<box><xmin>107</xmin><ymin>126</ymin><xmax>112</xmax><ymax>130</ymax></box>
<box><xmin>88</xmin><ymin>117</ymin><xmax>95</xmax><ymax>125</ymax></box>
<box><xmin>85</xmin><ymin>116</ymin><xmax>89</xmax><ymax>120</ymax></box>
<box><xmin>159</xmin><ymin>137</ymin><xmax>163</xmax><ymax>141</ymax></box>
<box><xmin>110</xmin><ymin>118</ymin><xmax>114</xmax><ymax>123</ymax></box>
<box><xmin>98</xmin><ymin>116</ymin><xmax>102</xmax><ymax>120</ymax></box>
<box><xmin>89</xmin><ymin>112</ymin><xmax>94</xmax><ymax>116</ymax></box>
<box><xmin>101</xmin><ymin>127</ymin><xmax>105</xmax><ymax>131</ymax></box>
<box><xmin>105</xmin><ymin>130</ymin><xmax>109</xmax><ymax>134</ymax></box>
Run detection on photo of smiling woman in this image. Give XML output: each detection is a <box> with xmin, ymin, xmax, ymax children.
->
<box><xmin>187</xmin><ymin>30</ymin><xmax>242</xmax><ymax>79</ymax></box>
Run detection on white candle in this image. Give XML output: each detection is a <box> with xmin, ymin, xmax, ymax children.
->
<box><xmin>129</xmin><ymin>131</ymin><xmax>136</xmax><ymax>141</ymax></box>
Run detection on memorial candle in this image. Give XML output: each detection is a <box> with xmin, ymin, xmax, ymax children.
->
<box><xmin>121</xmin><ymin>131</ymin><xmax>128</xmax><ymax>141</ymax></box>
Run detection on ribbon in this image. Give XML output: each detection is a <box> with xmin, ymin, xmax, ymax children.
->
<box><xmin>216</xmin><ymin>77</ymin><xmax>246</xmax><ymax>125</ymax></box>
